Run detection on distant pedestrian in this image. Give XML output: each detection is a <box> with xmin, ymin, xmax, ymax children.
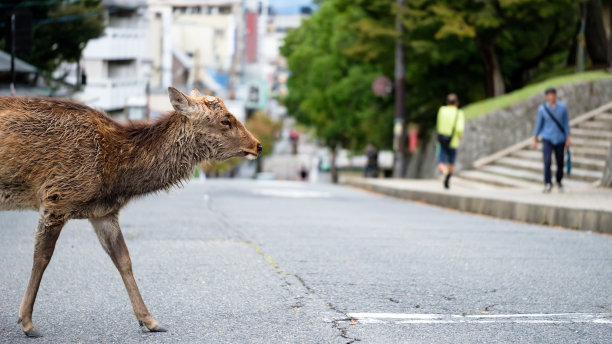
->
<box><xmin>364</xmin><ymin>142</ymin><xmax>378</xmax><ymax>178</ymax></box>
<box><xmin>532</xmin><ymin>87</ymin><xmax>570</xmax><ymax>193</ymax></box>
<box><xmin>289</xmin><ymin>129</ymin><xmax>299</xmax><ymax>155</ymax></box>
<box><xmin>299</xmin><ymin>165</ymin><xmax>308</xmax><ymax>181</ymax></box>
<box><xmin>436</xmin><ymin>93</ymin><xmax>465</xmax><ymax>189</ymax></box>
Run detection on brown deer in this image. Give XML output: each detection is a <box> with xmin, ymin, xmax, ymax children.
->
<box><xmin>0</xmin><ymin>87</ymin><xmax>261</xmax><ymax>337</ymax></box>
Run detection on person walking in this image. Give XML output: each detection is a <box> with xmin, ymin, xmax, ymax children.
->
<box><xmin>436</xmin><ymin>93</ymin><xmax>465</xmax><ymax>189</ymax></box>
<box><xmin>364</xmin><ymin>142</ymin><xmax>378</xmax><ymax>178</ymax></box>
<box><xmin>532</xmin><ymin>87</ymin><xmax>570</xmax><ymax>193</ymax></box>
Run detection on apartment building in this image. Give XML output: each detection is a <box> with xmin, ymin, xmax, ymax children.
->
<box><xmin>80</xmin><ymin>0</ymin><xmax>149</xmax><ymax>117</ymax></box>
<box><xmin>148</xmin><ymin>0</ymin><xmax>242</xmax><ymax>94</ymax></box>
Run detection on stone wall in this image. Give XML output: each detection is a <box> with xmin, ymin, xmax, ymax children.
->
<box><xmin>455</xmin><ymin>78</ymin><xmax>612</xmax><ymax>171</ymax></box>
<box><xmin>405</xmin><ymin>136</ymin><xmax>438</xmax><ymax>179</ymax></box>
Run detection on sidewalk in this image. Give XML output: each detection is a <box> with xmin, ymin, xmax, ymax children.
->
<box><xmin>342</xmin><ymin>177</ymin><xmax>612</xmax><ymax>234</ymax></box>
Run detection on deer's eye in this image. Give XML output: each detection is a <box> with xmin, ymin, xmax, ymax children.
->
<box><xmin>221</xmin><ymin>119</ymin><xmax>231</xmax><ymax>126</ymax></box>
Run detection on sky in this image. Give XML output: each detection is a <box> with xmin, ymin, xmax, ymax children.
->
<box><xmin>269</xmin><ymin>0</ymin><xmax>314</xmax><ymax>14</ymax></box>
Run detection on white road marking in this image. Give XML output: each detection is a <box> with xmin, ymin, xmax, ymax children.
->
<box><xmin>252</xmin><ymin>188</ymin><xmax>331</xmax><ymax>198</ymax></box>
<box><xmin>347</xmin><ymin>313</ymin><xmax>612</xmax><ymax>324</ymax></box>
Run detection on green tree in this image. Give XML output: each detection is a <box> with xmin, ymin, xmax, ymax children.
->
<box><xmin>429</xmin><ymin>0</ymin><xmax>578</xmax><ymax>96</ymax></box>
<box><xmin>281</xmin><ymin>1</ymin><xmax>394</xmax><ymax>181</ymax></box>
<box><xmin>0</xmin><ymin>0</ymin><xmax>104</xmax><ymax>77</ymax></box>
<box><xmin>245</xmin><ymin>112</ymin><xmax>282</xmax><ymax>172</ymax></box>
<box><xmin>335</xmin><ymin>0</ymin><xmax>485</xmax><ymax>135</ymax></box>
<box><xmin>283</xmin><ymin>0</ymin><xmax>587</xmax><ymax>179</ymax></box>
<box><xmin>583</xmin><ymin>0</ymin><xmax>608</xmax><ymax>66</ymax></box>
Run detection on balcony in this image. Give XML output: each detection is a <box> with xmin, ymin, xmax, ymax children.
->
<box><xmin>82</xmin><ymin>78</ymin><xmax>145</xmax><ymax>111</ymax></box>
<box><xmin>82</xmin><ymin>27</ymin><xmax>146</xmax><ymax>60</ymax></box>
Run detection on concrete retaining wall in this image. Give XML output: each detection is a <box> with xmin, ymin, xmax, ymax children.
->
<box><xmin>405</xmin><ymin>136</ymin><xmax>438</xmax><ymax>179</ymax></box>
<box><xmin>456</xmin><ymin>78</ymin><xmax>612</xmax><ymax>171</ymax></box>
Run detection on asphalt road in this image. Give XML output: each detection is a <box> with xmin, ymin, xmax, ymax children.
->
<box><xmin>1</xmin><ymin>179</ymin><xmax>611</xmax><ymax>343</ymax></box>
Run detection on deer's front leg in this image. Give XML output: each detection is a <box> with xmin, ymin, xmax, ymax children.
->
<box><xmin>89</xmin><ymin>213</ymin><xmax>166</xmax><ymax>333</ymax></box>
<box><xmin>19</xmin><ymin>212</ymin><xmax>66</xmax><ymax>337</ymax></box>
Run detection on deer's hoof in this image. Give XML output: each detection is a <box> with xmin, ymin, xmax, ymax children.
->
<box><xmin>150</xmin><ymin>325</ymin><xmax>167</xmax><ymax>332</ymax></box>
<box><xmin>24</xmin><ymin>328</ymin><xmax>43</xmax><ymax>338</ymax></box>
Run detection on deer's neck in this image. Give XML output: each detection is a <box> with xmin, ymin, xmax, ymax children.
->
<box><xmin>114</xmin><ymin>113</ymin><xmax>210</xmax><ymax>196</ymax></box>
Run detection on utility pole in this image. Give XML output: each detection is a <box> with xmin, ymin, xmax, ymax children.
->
<box><xmin>7</xmin><ymin>10</ymin><xmax>32</xmax><ymax>96</ymax></box>
<box><xmin>10</xmin><ymin>12</ymin><xmax>16</xmax><ymax>96</ymax></box>
<box><xmin>393</xmin><ymin>0</ymin><xmax>406</xmax><ymax>178</ymax></box>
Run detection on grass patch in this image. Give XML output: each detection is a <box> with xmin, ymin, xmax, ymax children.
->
<box><xmin>462</xmin><ymin>70</ymin><xmax>612</xmax><ymax>120</ymax></box>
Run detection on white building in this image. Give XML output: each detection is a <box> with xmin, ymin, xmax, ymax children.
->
<box><xmin>144</xmin><ymin>0</ymin><xmax>308</xmax><ymax>121</ymax></box>
<box><xmin>80</xmin><ymin>0</ymin><xmax>149</xmax><ymax>116</ymax></box>
<box><xmin>147</xmin><ymin>0</ymin><xmax>242</xmax><ymax>94</ymax></box>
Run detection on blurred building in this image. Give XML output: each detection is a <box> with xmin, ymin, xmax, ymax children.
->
<box><xmin>144</xmin><ymin>0</ymin><xmax>309</xmax><ymax>124</ymax></box>
<box><xmin>260</xmin><ymin>10</ymin><xmax>306</xmax><ymax>120</ymax></box>
<box><xmin>79</xmin><ymin>0</ymin><xmax>149</xmax><ymax>117</ymax></box>
<box><xmin>147</xmin><ymin>0</ymin><xmax>242</xmax><ymax>96</ymax></box>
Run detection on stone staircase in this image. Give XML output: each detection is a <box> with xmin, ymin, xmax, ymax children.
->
<box><xmin>460</xmin><ymin>102</ymin><xmax>612</xmax><ymax>190</ymax></box>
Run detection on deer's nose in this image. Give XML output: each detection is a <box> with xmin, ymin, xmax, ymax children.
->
<box><xmin>257</xmin><ymin>143</ymin><xmax>263</xmax><ymax>155</ymax></box>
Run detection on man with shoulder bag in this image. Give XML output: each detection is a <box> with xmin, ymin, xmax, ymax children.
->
<box><xmin>436</xmin><ymin>93</ymin><xmax>465</xmax><ymax>189</ymax></box>
<box><xmin>532</xmin><ymin>87</ymin><xmax>571</xmax><ymax>193</ymax></box>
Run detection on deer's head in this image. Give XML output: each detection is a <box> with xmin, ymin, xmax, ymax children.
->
<box><xmin>168</xmin><ymin>87</ymin><xmax>262</xmax><ymax>161</ymax></box>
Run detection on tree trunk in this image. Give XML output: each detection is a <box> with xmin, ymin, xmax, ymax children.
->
<box><xmin>330</xmin><ymin>147</ymin><xmax>338</xmax><ymax>184</ymax></box>
<box><xmin>607</xmin><ymin>0</ymin><xmax>612</xmax><ymax>70</ymax></box>
<box><xmin>476</xmin><ymin>36</ymin><xmax>505</xmax><ymax>98</ymax></box>
<box><xmin>566</xmin><ymin>10</ymin><xmax>583</xmax><ymax>67</ymax></box>
<box><xmin>585</xmin><ymin>0</ymin><xmax>608</xmax><ymax>65</ymax></box>
<box><xmin>256</xmin><ymin>157</ymin><xmax>262</xmax><ymax>174</ymax></box>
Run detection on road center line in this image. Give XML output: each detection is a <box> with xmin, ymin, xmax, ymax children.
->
<box><xmin>347</xmin><ymin>313</ymin><xmax>612</xmax><ymax>324</ymax></box>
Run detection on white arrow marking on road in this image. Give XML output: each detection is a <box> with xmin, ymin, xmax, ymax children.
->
<box><xmin>347</xmin><ymin>313</ymin><xmax>612</xmax><ymax>324</ymax></box>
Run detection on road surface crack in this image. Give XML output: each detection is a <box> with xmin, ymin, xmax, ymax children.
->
<box><xmin>205</xmin><ymin>198</ymin><xmax>361</xmax><ymax>343</ymax></box>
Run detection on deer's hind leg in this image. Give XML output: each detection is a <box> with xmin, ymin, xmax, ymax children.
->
<box><xmin>19</xmin><ymin>211</ymin><xmax>66</xmax><ymax>338</ymax></box>
<box><xmin>89</xmin><ymin>212</ymin><xmax>166</xmax><ymax>333</ymax></box>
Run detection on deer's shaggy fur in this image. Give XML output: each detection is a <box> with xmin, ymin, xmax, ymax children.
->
<box><xmin>0</xmin><ymin>87</ymin><xmax>260</xmax><ymax>337</ymax></box>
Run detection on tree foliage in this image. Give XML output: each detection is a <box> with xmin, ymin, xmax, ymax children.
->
<box><xmin>281</xmin><ymin>0</ymin><xmax>595</xmax><ymax>155</ymax></box>
<box><xmin>429</xmin><ymin>0</ymin><xmax>578</xmax><ymax>95</ymax></box>
<box><xmin>281</xmin><ymin>2</ymin><xmax>393</xmax><ymax>151</ymax></box>
<box><xmin>0</xmin><ymin>0</ymin><xmax>104</xmax><ymax>75</ymax></box>
<box><xmin>245</xmin><ymin>112</ymin><xmax>282</xmax><ymax>160</ymax></box>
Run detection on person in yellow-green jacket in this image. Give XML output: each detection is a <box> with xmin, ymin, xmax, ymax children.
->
<box><xmin>436</xmin><ymin>93</ymin><xmax>465</xmax><ymax>189</ymax></box>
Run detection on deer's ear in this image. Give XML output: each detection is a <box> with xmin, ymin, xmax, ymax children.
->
<box><xmin>189</xmin><ymin>88</ymin><xmax>202</xmax><ymax>98</ymax></box>
<box><xmin>168</xmin><ymin>87</ymin><xmax>194</xmax><ymax>117</ymax></box>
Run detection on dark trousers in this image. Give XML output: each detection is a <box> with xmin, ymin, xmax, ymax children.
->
<box><xmin>364</xmin><ymin>165</ymin><xmax>378</xmax><ymax>178</ymax></box>
<box><xmin>542</xmin><ymin>139</ymin><xmax>564</xmax><ymax>185</ymax></box>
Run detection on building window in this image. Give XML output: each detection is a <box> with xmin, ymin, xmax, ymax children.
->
<box><xmin>173</xmin><ymin>6</ymin><xmax>187</xmax><ymax>14</ymax></box>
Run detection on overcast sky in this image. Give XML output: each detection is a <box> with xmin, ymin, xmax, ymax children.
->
<box><xmin>269</xmin><ymin>0</ymin><xmax>313</xmax><ymax>14</ymax></box>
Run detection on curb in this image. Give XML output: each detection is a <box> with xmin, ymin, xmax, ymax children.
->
<box><xmin>344</xmin><ymin>179</ymin><xmax>611</xmax><ymax>235</ymax></box>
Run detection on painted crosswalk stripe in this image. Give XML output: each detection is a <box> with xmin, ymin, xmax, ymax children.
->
<box><xmin>347</xmin><ymin>313</ymin><xmax>612</xmax><ymax>324</ymax></box>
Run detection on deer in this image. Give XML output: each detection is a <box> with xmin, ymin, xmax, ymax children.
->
<box><xmin>0</xmin><ymin>87</ymin><xmax>262</xmax><ymax>338</ymax></box>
